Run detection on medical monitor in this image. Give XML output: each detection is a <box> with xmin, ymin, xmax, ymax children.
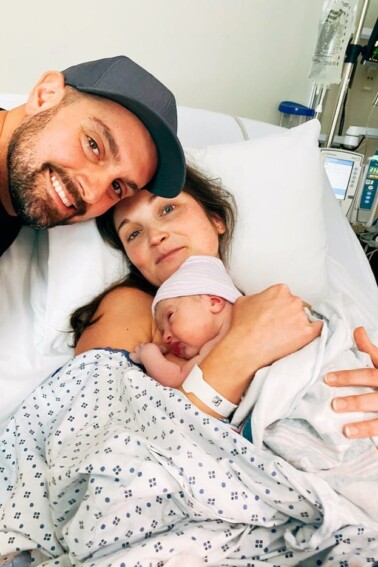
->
<box><xmin>323</xmin><ymin>155</ymin><xmax>354</xmax><ymax>200</ymax></box>
<box><xmin>362</xmin><ymin>17</ymin><xmax>378</xmax><ymax>65</ymax></box>
<box><xmin>320</xmin><ymin>149</ymin><xmax>365</xmax><ymax>217</ymax></box>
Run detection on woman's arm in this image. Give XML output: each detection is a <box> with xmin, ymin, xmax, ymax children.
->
<box><xmin>75</xmin><ymin>283</ymin><xmax>322</xmax><ymax>419</ymax></box>
<box><xmin>325</xmin><ymin>327</ymin><xmax>378</xmax><ymax>439</ymax></box>
<box><xmin>180</xmin><ymin>284</ymin><xmax>323</xmax><ymax>417</ymax></box>
<box><xmin>75</xmin><ymin>287</ymin><xmax>154</xmax><ymax>355</ymax></box>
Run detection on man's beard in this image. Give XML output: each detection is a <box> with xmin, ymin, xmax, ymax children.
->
<box><xmin>7</xmin><ymin>106</ymin><xmax>86</xmax><ymax>229</ymax></box>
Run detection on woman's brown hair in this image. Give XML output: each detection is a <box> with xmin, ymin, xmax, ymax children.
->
<box><xmin>70</xmin><ymin>164</ymin><xmax>236</xmax><ymax>346</ymax></box>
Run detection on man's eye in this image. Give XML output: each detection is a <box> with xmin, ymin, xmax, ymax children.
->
<box><xmin>112</xmin><ymin>180</ymin><xmax>123</xmax><ymax>197</ymax></box>
<box><xmin>87</xmin><ymin>137</ymin><xmax>100</xmax><ymax>156</ymax></box>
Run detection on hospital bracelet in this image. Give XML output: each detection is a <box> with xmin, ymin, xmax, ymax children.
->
<box><xmin>181</xmin><ymin>364</ymin><xmax>238</xmax><ymax>418</ymax></box>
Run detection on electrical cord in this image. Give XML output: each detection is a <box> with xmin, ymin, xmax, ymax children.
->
<box><xmin>354</xmin><ymin>134</ymin><xmax>366</xmax><ymax>151</ymax></box>
<box><xmin>353</xmin><ymin>100</ymin><xmax>377</xmax><ymax>157</ymax></box>
<box><xmin>233</xmin><ymin>116</ymin><xmax>249</xmax><ymax>141</ymax></box>
<box><xmin>359</xmin><ymin>227</ymin><xmax>378</xmax><ymax>249</ymax></box>
<box><xmin>367</xmin><ymin>248</ymin><xmax>378</xmax><ymax>260</ymax></box>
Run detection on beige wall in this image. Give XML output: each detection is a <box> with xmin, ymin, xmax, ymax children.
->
<box><xmin>1</xmin><ymin>0</ymin><xmax>376</xmax><ymax>141</ymax></box>
<box><xmin>1</xmin><ymin>0</ymin><xmax>323</xmax><ymax>124</ymax></box>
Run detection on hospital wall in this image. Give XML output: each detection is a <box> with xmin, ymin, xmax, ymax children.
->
<box><xmin>1</xmin><ymin>0</ymin><xmax>323</xmax><ymax>125</ymax></box>
<box><xmin>1</xmin><ymin>0</ymin><xmax>376</xmax><ymax>144</ymax></box>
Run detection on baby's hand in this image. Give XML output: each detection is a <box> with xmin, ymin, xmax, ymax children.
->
<box><xmin>130</xmin><ymin>343</ymin><xmax>167</xmax><ymax>364</ymax></box>
<box><xmin>129</xmin><ymin>344</ymin><xmax>144</xmax><ymax>364</ymax></box>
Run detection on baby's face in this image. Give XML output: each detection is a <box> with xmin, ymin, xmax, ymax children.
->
<box><xmin>155</xmin><ymin>295</ymin><xmax>215</xmax><ymax>359</ymax></box>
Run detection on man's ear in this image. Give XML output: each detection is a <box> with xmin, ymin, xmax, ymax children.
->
<box><xmin>208</xmin><ymin>295</ymin><xmax>226</xmax><ymax>314</ymax></box>
<box><xmin>25</xmin><ymin>71</ymin><xmax>66</xmax><ymax>116</ymax></box>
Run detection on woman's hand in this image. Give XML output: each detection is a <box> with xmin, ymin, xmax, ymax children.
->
<box><xmin>325</xmin><ymin>327</ymin><xmax>378</xmax><ymax>439</ymax></box>
<box><xmin>197</xmin><ymin>284</ymin><xmax>323</xmax><ymax>413</ymax></box>
<box><xmin>229</xmin><ymin>284</ymin><xmax>323</xmax><ymax>373</ymax></box>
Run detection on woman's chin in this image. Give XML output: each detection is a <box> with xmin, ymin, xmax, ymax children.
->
<box><xmin>155</xmin><ymin>250</ymin><xmax>190</xmax><ymax>283</ymax></box>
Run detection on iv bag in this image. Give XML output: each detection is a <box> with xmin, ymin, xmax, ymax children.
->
<box><xmin>309</xmin><ymin>0</ymin><xmax>358</xmax><ymax>86</ymax></box>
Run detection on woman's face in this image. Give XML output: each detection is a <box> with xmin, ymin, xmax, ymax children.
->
<box><xmin>113</xmin><ymin>190</ymin><xmax>225</xmax><ymax>287</ymax></box>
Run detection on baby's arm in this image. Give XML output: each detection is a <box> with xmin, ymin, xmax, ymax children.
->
<box><xmin>131</xmin><ymin>334</ymin><xmax>225</xmax><ymax>390</ymax></box>
<box><xmin>131</xmin><ymin>343</ymin><xmax>191</xmax><ymax>388</ymax></box>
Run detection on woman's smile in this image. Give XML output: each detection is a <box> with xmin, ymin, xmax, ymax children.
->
<box><xmin>155</xmin><ymin>247</ymin><xmax>186</xmax><ymax>265</ymax></box>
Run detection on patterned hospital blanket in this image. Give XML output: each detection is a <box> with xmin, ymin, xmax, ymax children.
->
<box><xmin>0</xmin><ymin>296</ymin><xmax>378</xmax><ymax>566</ymax></box>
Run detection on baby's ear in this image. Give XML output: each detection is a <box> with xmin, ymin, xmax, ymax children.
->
<box><xmin>208</xmin><ymin>295</ymin><xmax>226</xmax><ymax>313</ymax></box>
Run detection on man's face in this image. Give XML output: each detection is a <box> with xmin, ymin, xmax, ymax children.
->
<box><xmin>7</xmin><ymin>93</ymin><xmax>157</xmax><ymax>229</ymax></box>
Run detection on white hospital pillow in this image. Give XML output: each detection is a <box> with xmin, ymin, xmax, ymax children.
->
<box><xmin>0</xmin><ymin>222</ymin><xmax>126</xmax><ymax>426</ymax></box>
<box><xmin>42</xmin><ymin>221</ymin><xmax>127</xmax><ymax>352</ymax></box>
<box><xmin>186</xmin><ymin>119</ymin><xmax>329</xmax><ymax>305</ymax></box>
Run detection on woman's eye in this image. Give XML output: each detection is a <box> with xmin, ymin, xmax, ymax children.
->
<box><xmin>112</xmin><ymin>180</ymin><xmax>123</xmax><ymax>198</ymax></box>
<box><xmin>127</xmin><ymin>230</ymin><xmax>140</xmax><ymax>242</ymax></box>
<box><xmin>162</xmin><ymin>204</ymin><xmax>174</xmax><ymax>216</ymax></box>
<box><xmin>87</xmin><ymin>137</ymin><xmax>100</xmax><ymax>156</ymax></box>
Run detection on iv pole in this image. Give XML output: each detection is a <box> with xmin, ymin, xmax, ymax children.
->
<box><xmin>324</xmin><ymin>0</ymin><xmax>371</xmax><ymax>147</ymax></box>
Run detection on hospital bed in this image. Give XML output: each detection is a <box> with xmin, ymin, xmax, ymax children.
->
<box><xmin>0</xmin><ymin>96</ymin><xmax>378</xmax><ymax>566</ymax></box>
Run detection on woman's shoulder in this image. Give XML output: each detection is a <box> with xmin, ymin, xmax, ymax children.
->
<box><xmin>99</xmin><ymin>286</ymin><xmax>153</xmax><ymax>313</ymax></box>
<box><xmin>75</xmin><ymin>286</ymin><xmax>154</xmax><ymax>355</ymax></box>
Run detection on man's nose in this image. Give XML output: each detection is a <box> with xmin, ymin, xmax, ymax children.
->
<box><xmin>78</xmin><ymin>171</ymin><xmax>112</xmax><ymax>205</ymax></box>
<box><xmin>80</xmin><ymin>180</ymin><xmax>107</xmax><ymax>205</ymax></box>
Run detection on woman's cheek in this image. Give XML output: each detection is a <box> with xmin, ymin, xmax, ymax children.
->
<box><xmin>127</xmin><ymin>244</ymin><xmax>152</xmax><ymax>277</ymax></box>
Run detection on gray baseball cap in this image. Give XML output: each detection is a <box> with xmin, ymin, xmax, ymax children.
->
<box><xmin>62</xmin><ymin>56</ymin><xmax>185</xmax><ymax>198</ymax></box>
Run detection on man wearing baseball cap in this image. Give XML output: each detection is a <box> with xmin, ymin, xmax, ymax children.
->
<box><xmin>0</xmin><ymin>55</ymin><xmax>185</xmax><ymax>257</ymax></box>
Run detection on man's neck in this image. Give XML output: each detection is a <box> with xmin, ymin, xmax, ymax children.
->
<box><xmin>0</xmin><ymin>109</ymin><xmax>17</xmax><ymax>215</ymax></box>
<box><xmin>0</xmin><ymin>109</ymin><xmax>6</xmax><ymax>135</ymax></box>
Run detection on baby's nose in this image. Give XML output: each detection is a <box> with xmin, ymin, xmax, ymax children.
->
<box><xmin>163</xmin><ymin>329</ymin><xmax>172</xmax><ymax>343</ymax></box>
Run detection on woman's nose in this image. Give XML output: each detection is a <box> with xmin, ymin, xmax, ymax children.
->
<box><xmin>149</xmin><ymin>226</ymin><xmax>168</xmax><ymax>245</ymax></box>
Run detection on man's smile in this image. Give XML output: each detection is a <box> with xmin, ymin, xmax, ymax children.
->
<box><xmin>50</xmin><ymin>170</ymin><xmax>75</xmax><ymax>209</ymax></box>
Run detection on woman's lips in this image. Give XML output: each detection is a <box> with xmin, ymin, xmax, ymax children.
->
<box><xmin>156</xmin><ymin>247</ymin><xmax>184</xmax><ymax>265</ymax></box>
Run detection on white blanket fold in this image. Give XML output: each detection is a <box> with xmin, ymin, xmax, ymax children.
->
<box><xmin>232</xmin><ymin>295</ymin><xmax>378</xmax><ymax>525</ymax></box>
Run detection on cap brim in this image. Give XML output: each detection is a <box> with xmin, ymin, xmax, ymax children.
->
<box><xmin>71</xmin><ymin>85</ymin><xmax>186</xmax><ymax>198</ymax></box>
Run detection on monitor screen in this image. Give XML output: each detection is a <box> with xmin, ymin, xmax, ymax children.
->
<box><xmin>323</xmin><ymin>156</ymin><xmax>354</xmax><ymax>200</ymax></box>
<box><xmin>363</xmin><ymin>17</ymin><xmax>378</xmax><ymax>65</ymax></box>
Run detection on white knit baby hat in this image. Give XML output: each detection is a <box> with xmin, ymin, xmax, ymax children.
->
<box><xmin>152</xmin><ymin>255</ymin><xmax>242</xmax><ymax>313</ymax></box>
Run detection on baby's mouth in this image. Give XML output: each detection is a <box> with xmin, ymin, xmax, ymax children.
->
<box><xmin>169</xmin><ymin>342</ymin><xmax>182</xmax><ymax>356</ymax></box>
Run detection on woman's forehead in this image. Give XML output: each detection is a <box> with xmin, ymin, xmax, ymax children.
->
<box><xmin>113</xmin><ymin>190</ymin><xmax>157</xmax><ymax>224</ymax></box>
<box><xmin>113</xmin><ymin>189</ymin><xmax>197</xmax><ymax>223</ymax></box>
